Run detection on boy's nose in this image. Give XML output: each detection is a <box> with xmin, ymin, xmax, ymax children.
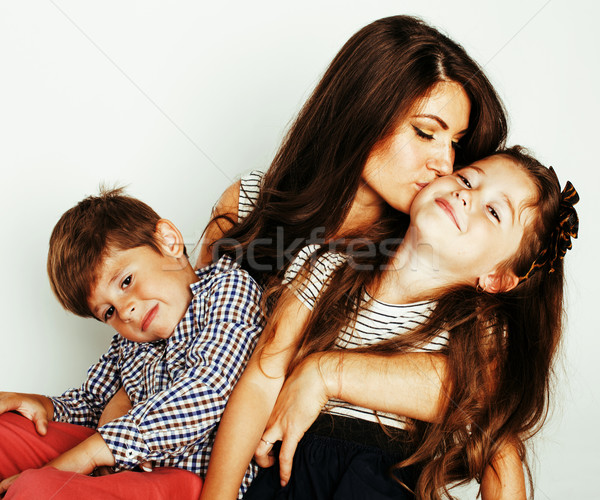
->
<box><xmin>121</xmin><ymin>305</ymin><xmax>136</xmax><ymax>322</ymax></box>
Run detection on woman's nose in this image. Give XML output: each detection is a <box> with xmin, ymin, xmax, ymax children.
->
<box><xmin>427</xmin><ymin>143</ymin><xmax>454</xmax><ymax>176</ymax></box>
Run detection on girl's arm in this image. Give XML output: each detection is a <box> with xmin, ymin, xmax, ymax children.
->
<box><xmin>195</xmin><ymin>180</ymin><xmax>240</xmax><ymax>269</ymax></box>
<box><xmin>200</xmin><ymin>293</ymin><xmax>310</xmax><ymax>500</ymax></box>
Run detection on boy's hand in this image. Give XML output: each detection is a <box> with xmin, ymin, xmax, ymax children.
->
<box><xmin>47</xmin><ymin>432</ymin><xmax>116</xmax><ymax>475</ymax></box>
<box><xmin>0</xmin><ymin>434</ymin><xmax>116</xmax><ymax>495</ymax></box>
<box><xmin>0</xmin><ymin>473</ymin><xmax>20</xmax><ymax>494</ymax></box>
<box><xmin>0</xmin><ymin>392</ymin><xmax>53</xmax><ymax>435</ymax></box>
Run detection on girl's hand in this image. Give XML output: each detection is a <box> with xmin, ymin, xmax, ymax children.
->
<box><xmin>255</xmin><ymin>353</ymin><xmax>335</xmax><ymax>486</ymax></box>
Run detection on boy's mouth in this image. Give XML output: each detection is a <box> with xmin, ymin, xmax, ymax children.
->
<box><xmin>142</xmin><ymin>304</ymin><xmax>159</xmax><ymax>332</ymax></box>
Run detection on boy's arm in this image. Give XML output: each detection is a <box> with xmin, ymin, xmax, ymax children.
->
<box><xmin>45</xmin><ymin>432</ymin><xmax>115</xmax><ymax>473</ymax></box>
<box><xmin>0</xmin><ymin>334</ymin><xmax>123</xmax><ymax>434</ymax></box>
<box><xmin>96</xmin><ymin>269</ymin><xmax>265</xmax><ymax>473</ymax></box>
<box><xmin>0</xmin><ymin>432</ymin><xmax>116</xmax><ymax>494</ymax></box>
<box><xmin>481</xmin><ymin>442</ymin><xmax>527</xmax><ymax>500</ymax></box>
<box><xmin>200</xmin><ymin>292</ymin><xmax>309</xmax><ymax>500</ymax></box>
<box><xmin>51</xmin><ymin>334</ymin><xmax>123</xmax><ymax>428</ymax></box>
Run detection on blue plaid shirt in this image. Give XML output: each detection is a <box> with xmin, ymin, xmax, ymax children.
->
<box><xmin>50</xmin><ymin>255</ymin><xmax>264</xmax><ymax>495</ymax></box>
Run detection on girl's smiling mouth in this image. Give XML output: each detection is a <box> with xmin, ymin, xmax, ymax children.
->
<box><xmin>435</xmin><ymin>198</ymin><xmax>462</xmax><ymax>230</ymax></box>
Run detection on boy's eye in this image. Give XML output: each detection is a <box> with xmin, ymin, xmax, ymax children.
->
<box><xmin>412</xmin><ymin>126</ymin><xmax>434</xmax><ymax>140</ymax></box>
<box><xmin>458</xmin><ymin>174</ymin><xmax>472</xmax><ymax>188</ymax></box>
<box><xmin>104</xmin><ymin>306</ymin><xmax>115</xmax><ymax>322</ymax></box>
<box><xmin>487</xmin><ymin>205</ymin><xmax>500</xmax><ymax>222</ymax></box>
<box><xmin>122</xmin><ymin>275</ymin><xmax>132</xmax><ymax>289</ymax></box>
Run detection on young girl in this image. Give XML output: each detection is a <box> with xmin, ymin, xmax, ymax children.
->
<box><xmin>202</xmin><ymin>147</ymin><xmax>579</xmax><ymax>499</ymax></box>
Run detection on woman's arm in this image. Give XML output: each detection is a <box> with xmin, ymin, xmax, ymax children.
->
<box><xmin>195</xmin><ymin>180</ymin><xmax>240</xmax><ymax>269</ymax></box>
<box><xmin>259</xmin><ymin>351</ymin><xmax>527</xmax><ymax>495</ymax></box>
<box><xmin>200</xmin><ymin>293</ymin><xmax>310</xmax><ymax>500</ymax></box>
<box><xmin>481</xmin><ymin>442</ymin><xmax>527</xmax><ymax>500</ymax></box>
<box><xmin>255</xmin><ymin>350</ymin><xmax>448</xmax><ymax>482</ymax></box>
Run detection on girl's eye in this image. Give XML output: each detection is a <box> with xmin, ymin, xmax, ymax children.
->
<box><xmin>458</xmin><ymin>174</ymin><xmax>472</xmax><ymax>189</ymax></box>
<box><xmin>487</xmin><ymin>205</ymin><xmax>500</xmax><ymax>222</ymax></box>
<box><xmin>104</xmin><ymin>306</ymin><xmax>115</xmax><ymax>322</ymax></box>
<box><xmin>122</xmin><ymin>275</ymin><xmax>132</xmax><ymax>289</ymax></box>
<box><xmin>412</xmin><ymin>126</ymin><xmax>434</xmax><ymax>140</ymax></box>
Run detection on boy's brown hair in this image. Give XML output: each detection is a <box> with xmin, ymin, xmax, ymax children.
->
<box><xmin>47</xmin><ymin>187</ymin><xmax>164</xmax><ymax>318</ymax></box>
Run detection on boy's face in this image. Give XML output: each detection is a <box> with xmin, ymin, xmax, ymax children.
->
<box><xmin>87</xmin><ymin>242</ymin><xmax>194</xmax><ymax>343</ymax></box>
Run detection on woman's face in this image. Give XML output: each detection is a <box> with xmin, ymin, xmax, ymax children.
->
<box><xmin>361</xmin><ymin>81</ymin><xmax>471</xmax><ymax>214</ymax></box>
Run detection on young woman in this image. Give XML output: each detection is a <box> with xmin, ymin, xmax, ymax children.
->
<box><xmin>196</xmin><ymin>15</ymin><xmax>507</xmax><ymax>275</ymax></box>
<box><xmin>203</xmin><ymin>148</ymin><xmax>578</xmax><ymax>499</ymax></box>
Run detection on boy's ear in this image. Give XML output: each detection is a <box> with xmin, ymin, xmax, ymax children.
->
<box><xmin>477</xmin><ymin>269</ymin><xmax>519</xmax><ymax>294</ymax></box>
<box><xmin>155</xmin><ymin>219</ymin><xmax>186</xmax><ymax>258</ymax></box>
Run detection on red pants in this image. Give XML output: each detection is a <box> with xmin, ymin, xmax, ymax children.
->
<box><xmin>0</xmin><ymin>412</ymin><xmax>202</xmax><ymax>499</ymax></box>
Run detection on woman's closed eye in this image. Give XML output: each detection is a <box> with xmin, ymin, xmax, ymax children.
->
<box><xmin>412</xmin><ymin>125</ymin><xmax>434</xmax><ymax>140</ymax></box>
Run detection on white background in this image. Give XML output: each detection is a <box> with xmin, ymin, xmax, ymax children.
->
<box><xmin>1</xmin><ymin>1</ymin><xmax>598</xmax><ymax>498</ymax></box>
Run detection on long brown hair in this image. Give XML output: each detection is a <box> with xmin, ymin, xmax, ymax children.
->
<box><xmin>215</xmin><ymin>15</ymin><xmax>507</xmax><ymax>283</ymax></box>
<box><xmin>268</xmin><ymin>147</ymin><xmax>571</xmax><ymax>498</ymax></box>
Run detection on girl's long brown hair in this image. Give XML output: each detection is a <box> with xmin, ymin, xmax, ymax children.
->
<box><xmin>264</xmin><ymin>147</ymin><xmax>566</xmax><ymax>499</ymax></box>
<box><xmin>214</xmin><ymin>15</ymin><xmax>507</xmax><ymax>283</ymax></box>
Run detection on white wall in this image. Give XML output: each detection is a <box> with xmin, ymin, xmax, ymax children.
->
<box><xmin>1</xmin><ymin>1</ymin><xmax>597</xmax><ymax>498</ymax></box>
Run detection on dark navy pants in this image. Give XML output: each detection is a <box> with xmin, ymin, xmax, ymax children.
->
<box><xmin>244</xmin><ymin>415</ymin><xmax>420</xmax><ymax>500</ymax></box>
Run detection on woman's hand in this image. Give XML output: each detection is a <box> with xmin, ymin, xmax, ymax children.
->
<box><xmin>255</xmin><ymin>353</ymin><xmax>335</xmax><ymax>485</ymax></box>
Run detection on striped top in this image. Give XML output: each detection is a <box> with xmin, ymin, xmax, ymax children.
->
<box><xmin>238</xmin><ymin>170</ymin><xmax>264</xmax><ymax>220</ymax></box>
<box><xmin>284</xmin><ymin>245</ymin><xmax>449</xmax><ymax>429</ymax></box>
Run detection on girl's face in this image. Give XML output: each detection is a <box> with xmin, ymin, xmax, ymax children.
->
<box><xmin>409</xmin><ymin>155</ymin><xmax>537</xmax><ymax>285</ymax></box>
<box><xmin>360</xmin><ymin>81</ymin><xmax>471</xmax><ymax>214</ymax></box>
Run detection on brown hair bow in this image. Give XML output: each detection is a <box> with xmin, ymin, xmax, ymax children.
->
<box><xmin>519</xmin><ymin>175</ymin><xmax>579</xmax><ymax>283</ymax></box>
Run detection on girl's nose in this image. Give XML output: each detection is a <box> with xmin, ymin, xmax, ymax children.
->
<box><xmin>453</xmin><ymin>188</ymin><xmax>471</xmax><ymax>209</ymax></box>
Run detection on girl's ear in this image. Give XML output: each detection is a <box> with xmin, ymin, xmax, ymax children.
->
<box><xmin>155</xmin><ymin>219</ymin><xmax>186</xmax><ymax>258</ymax></box>
<box><xmin>477</xmin><ymin>270</ymin><xmax>519</xmax><ymax>294</ymax></box>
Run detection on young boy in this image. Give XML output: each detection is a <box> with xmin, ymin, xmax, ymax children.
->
<box><xmin>0</xmin><ymin>188</ymin><xmax>264</xmax><ymax>499</ymax></box>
